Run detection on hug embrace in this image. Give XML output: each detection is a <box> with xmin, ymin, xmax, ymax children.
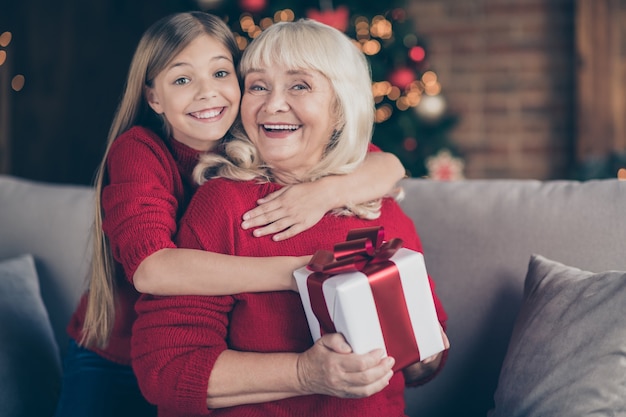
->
<box><xmin>54</xmin><ymin>11</ymin><xmax>448</xmax><ymax>417</ymax></box>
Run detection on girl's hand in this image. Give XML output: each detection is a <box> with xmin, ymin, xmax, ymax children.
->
<box><xmin>241</xmin><ymin>183</ymin><xmax>332</xmax><ymax>241</ymax></box>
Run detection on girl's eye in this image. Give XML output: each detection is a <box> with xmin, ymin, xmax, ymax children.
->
<box><xmin>174</xmin><ymin>77</ymin><xmax>190</xmax><ymax>86</ymax></box>
<box><xmin>215</xmin><ymin>70</ymin><xmax>229</xmax><ymax>78</ymax></box>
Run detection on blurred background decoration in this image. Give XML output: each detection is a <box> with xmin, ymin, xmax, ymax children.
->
<box><xmin>202</xmin><ymin>0</ymin><xmax>460</xmax><ymax>178</ymax></box>
<box><xmin>1</xmin><ymin>0</ymin><xmax>624</xmax><ymax>185</ymax></box>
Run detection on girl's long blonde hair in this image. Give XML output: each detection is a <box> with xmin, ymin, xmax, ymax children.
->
<box><xmin>81</xmin><ymin>12</ymin><xmax>240</xmax><ymax>349</ymax></box>
<box><xmin>195</xmin><ymin>19</ymin><xmax>388</xmax><ymax>219</ymax></box>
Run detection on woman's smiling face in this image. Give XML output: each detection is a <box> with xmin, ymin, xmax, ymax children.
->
<box><xmin>240</xmin><ymin>62</ymin><xmax>336</xmax><ymax>181</ymax></box>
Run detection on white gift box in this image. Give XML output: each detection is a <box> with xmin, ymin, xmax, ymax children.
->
<box><xmin>294</xmin><ymin>247</ymin><xmax>445</xmax><ymax>371</ymax></box>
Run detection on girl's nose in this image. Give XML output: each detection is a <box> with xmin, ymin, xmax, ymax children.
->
<box><xmin>195</xmin><ymin>78</ymin><xmax>218</xmax><ymax>100</ymax></box>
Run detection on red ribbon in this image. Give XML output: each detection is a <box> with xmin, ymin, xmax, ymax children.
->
<box><xmin>305</xmin><ymin>226</ymin><xmax>420</xmax><ymax>371</ymax></box>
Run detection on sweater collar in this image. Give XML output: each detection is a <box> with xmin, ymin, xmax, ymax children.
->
<box><xmin>169</xmin><ymin>138</ymin><xmax>203</xmax><ymax>185</ymax></box>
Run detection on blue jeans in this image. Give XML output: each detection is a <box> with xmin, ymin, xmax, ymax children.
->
<box><xmin>54</xmin><ymin>339</ymin><xmax>156</xmax><ymax>417</ymax></box>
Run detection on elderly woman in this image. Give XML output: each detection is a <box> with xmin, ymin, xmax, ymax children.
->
<box><xmin>131</xmin><ymin>19</ymin><xmax>448</xmax><ymax>417</ymax></box>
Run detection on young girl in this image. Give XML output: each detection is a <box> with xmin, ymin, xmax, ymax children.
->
<box><xmin>54</xmin><ymin>11</ymin><xmax>404</xmax><ymax>417</ymax></box>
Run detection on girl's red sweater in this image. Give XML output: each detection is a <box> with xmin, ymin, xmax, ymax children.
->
<box><xmin>66</xmin><ymin>126</ymin><xmax>201</xmax><ymax>365</ymax></box>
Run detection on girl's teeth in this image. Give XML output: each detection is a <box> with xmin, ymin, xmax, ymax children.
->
<box><xmin>193</xmin><ymin>109</ymin><xmax>221</xmax><ymax>119</ymax></box>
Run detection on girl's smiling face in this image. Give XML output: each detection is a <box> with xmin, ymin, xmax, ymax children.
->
<box><xmin>240</xmin><ymin>62</ymin><xmax>336</xmax><ymax>181</ymax></box>
<box><xmin>145</xmin><ymin>34</ymin><xmax>241</xmax><ymax>151</ymax></box>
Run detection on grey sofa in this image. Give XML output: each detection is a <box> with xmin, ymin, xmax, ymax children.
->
<box><xmin>1</xmin><ymin>174</ymin><xmax>624</xmax><ymax>417</ymax></box>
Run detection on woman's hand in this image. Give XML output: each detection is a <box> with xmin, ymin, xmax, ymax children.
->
<box><xmin>402</xmin><ymin>325</ymin><xmax>450</xmax><ymax>384</ymax></box>
<box><xmin>241</xmin><ymin>183</ymin><xmax>332</xmax><ymax>241</ymax></box>
<box><xmin>296</xmin><ymin>333</ymin><xmax>395</xmax><ymax>398</ymax></box>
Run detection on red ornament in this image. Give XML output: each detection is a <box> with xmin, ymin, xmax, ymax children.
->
<box><xmin>388</xmin><ymin>67</ymin><xmax>415</xmax><ymax>90</ymax></box>
<box><xmin>239</xmin><ymin>0</ymin><xmax>266</xmax><ymax>13</ymax></box>
<box><xmin>391</xmin><ymin>8</ymin><xmax>407</xmax><ymax>22</ymax></box>
<box><xmin>426</xmin><ymin>150</ymin><xmax>465</xmax><ymax>181</ymax></box>
<box><xmin>306</xmin><ymin>6</ymin><xmax>350</xmax><ymax>32</ymax></box>
<box><xmin>409</xmin><ymin>46</ymin><xmax>425</xmax><ymax>62</ymax></box>
<box><xmin>403</xmin><ymin>137</ymin><xmax>418</xmax><ymax>151</ymax></box>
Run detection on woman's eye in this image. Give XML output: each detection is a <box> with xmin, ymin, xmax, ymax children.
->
<box><xmin>174</xmin><ymin>77</ymin><xmax>190</xmax><ymax>86</ymax></box>
<box><xmin>291</xmin><ymin>83</ymin><xmax>309</xmax><ymax>92</ymax></box>
<box><xmin>248</xmin><ymin>84</ymin><xmax>267</xmax><ymax>92</ymax></box>
<box><xmin>215</xmin><ymin>70</ymin><xmax>229</xmax><ymax>78</ymax></box>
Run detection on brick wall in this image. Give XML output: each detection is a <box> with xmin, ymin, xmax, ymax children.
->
<box><xmin>407</xmin><ymin>0</ymin><xmax>576</xmax><ymax>179</ymax></box>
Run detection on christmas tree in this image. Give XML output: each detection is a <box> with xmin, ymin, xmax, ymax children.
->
<box><xmin>199</xmin><ymin>0</ymin><xmax>461</xmax><ymax>178</ymax></box>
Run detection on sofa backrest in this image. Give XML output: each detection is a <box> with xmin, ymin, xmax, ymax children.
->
<box><xmin>2</xmin><ymin>175</ymin><xmax>625</xmax><ymax>417</ymax></box>
<box><xmin>0</xmin><ymin>175</ymin><xmax>94</xmax><ymax>356</ymax></box>
<box><xmin>398</xmin><ymin>178</ymin><xmax>626</xmax><ymax>416</ymax></box>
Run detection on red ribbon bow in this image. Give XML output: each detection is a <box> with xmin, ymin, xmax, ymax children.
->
<box><xmin>305</xmin><ymin>226</ymin><xmax>420</xmax><ymax>371</ymax></box>
<box><xmin>307</xmin><ymin>226</ymin><xmax>403</xmax><ymax>275</ymax></box>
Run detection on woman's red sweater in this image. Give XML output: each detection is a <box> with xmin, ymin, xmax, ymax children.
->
<box><xmin>132</xmin><ymin>177</ymin><xmax>448</xmax><ymax>417</ymax></box>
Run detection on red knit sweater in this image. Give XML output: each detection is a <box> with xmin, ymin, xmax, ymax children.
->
<box><xmin>66</xmin><ymin>127</ymin><xmax>382</xmax><ymax>365</ymax></box>
<box><xmin>132</xmin><ymin>178</ymin><xmax>448</xmax><ymax>417</ymax></box>
<box><xmin>67</xmin><ymin>126</ymin><xmax>201</xmax><ymax>365</ymax></box>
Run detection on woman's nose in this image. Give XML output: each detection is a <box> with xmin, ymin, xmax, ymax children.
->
<box><xmin>264</xmin><ymin>89</ymin><xmax>289</xmax><ymax>114</ymax></box>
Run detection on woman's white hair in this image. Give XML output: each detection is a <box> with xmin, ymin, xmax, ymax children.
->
<box><xmin>195</xmin><ymin>19</ymin><xmax>383</xmax><ymax>218</ymax></box>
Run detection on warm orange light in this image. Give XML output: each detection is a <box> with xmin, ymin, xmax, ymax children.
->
<box><xmin>424</xmin><ymin>82</ymin><xmax>441</xmax><ymax>95</ymax></box>
<box><xmin>274</xmin><ymin>9</ymin><xmax>294</xmax><ymax>22</ymax></box>
<box><xmin>0</xmin><ymin>31</ymin><xmax>11</xmax><ymax>47</ymax></box>
<box><xmin>422</xmin><ymin>71</ymin><xmax>438</xmax><ymax>86</ymax></box>
<box><xmin>375</xmin><ymin>104</ymin><xmax>393</xmax><ymax>123</ymax></box>
<box><xmin>387</xmin><ymin>86</ymin><xmax>401</xmax><ymax>101</ymax></box>
<box><xmin>618</xmin><ymin>168</ymin><xmax>626</xmax><ymax>180</ymax></box>
<box><xmin>362</xmin><ymin>39</ymin><xmax>381</xmax><ymax>55</ymax></box>
<box><xmin>356</xmin><ymin>20</ymin><xmax>370</xmax><ymax>40</ymax></box>
<box><xmin>249</xmin><ymin>27</ymin><xmax>262</xmax><ymax>38</ymax></box>
<box><xmin>396</xmin><ymin>96</ymin><xmax>410</xmax><ymax>110</ymax></box>
<box><xmin>0</xmin><ymin>50</ymin><xmax>6</xmax><ymax>66</ymax></box>
<box><xmin>240</xmin><ymin>15</ymin><xmax>255</xmax><ymax>31</ymax></box>
<box><xmin>372</xmin><ymin>81</ymin><xmax>393</xmax><ymax>98</ymax></box>
<box><xmin>235</xmin><ymin>35</ymin><xmax>248</xmax><ymax>50</ymax></box>
<box><xmin>12</xmin><ymin>74</ymin><xmax>25</xmax><ymax>91</ymax></box>
<box><xmin>406</xmin><ymin>90</ymin><xmax>422</xmax><ymax>106</ymax></box>
<box><xmin>370</xmin><ymin>16</ymin><xmax>392</xmax><ymax>39</ymax></box>
<box><xmin>260</xmin><ymin>17</ymin><xmax>273</xmax><ymax>29</ymax></box>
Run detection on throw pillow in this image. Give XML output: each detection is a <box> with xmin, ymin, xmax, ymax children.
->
<box><xmin>489</xmin><ymin>254</ymin><xmax>626</xmax><ymax>417</ymax></box>
<box><xmin>0</xmin><ymin>254</ymin><xmax>61</xmax><ymax>417</ymax></box>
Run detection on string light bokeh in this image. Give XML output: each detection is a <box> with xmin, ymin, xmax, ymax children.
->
<box><xmin>0</xmin><ymin>31</ymin><xmax>25</xmax><ymax>92</ymax></box>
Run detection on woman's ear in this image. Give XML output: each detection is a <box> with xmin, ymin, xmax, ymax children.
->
<box><xmin>144</xmin><ymin>85</ymin><xmax>163</xmax><ymax>114</ymax></box>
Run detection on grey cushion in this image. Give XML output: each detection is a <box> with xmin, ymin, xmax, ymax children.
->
<box><xmin>0</xmin><ymin>254</ymin><xmax>61</xmax><ymax>417</ymax></box>
<box><xmin>489</xmin><ymin>254</ymin><xmax>626</xmax><ymax>417</ymax></box>
<box><xmin>0</xmin><ymin>175</ymin><xmax>94</xmax><ymax>356</ymax></box>
<box><xmin>400</xmin><ymin>179</ymin><xmax>626</xmax><ymax>417</ymax></box>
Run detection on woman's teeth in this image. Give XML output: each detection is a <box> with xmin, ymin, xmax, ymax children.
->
<box><xmin>263</xmin><ymin>124</ymin><xmax>299</xmax><ymax>131</ymax></box>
